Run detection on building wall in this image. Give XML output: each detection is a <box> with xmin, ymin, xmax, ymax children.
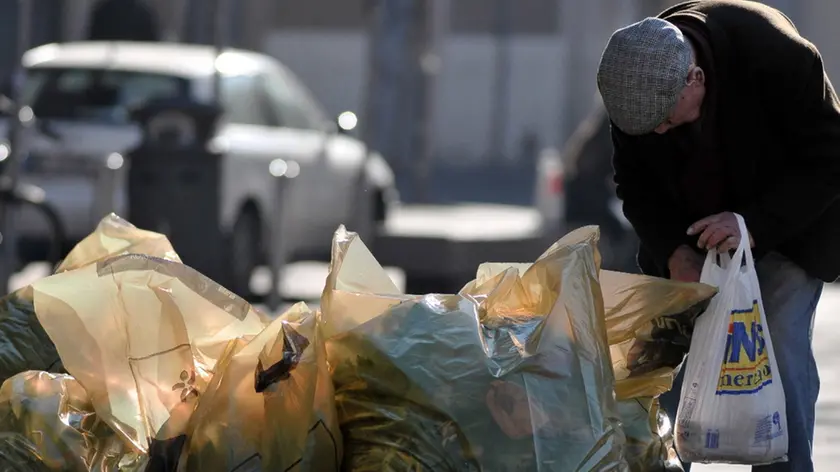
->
<box><xmin>795</xmin><ymin>0</ymin><xmax>840</xmax><ymax>87</ymax></box>
<box><xmin>33</xmin><ymin>0</ymin><xmax>840</xmax><ymax>166</ymax></box>
<box><xmin>262</xmin><ymin>0</ymin><xmax>601</xmax><ymax>167</ymax></box>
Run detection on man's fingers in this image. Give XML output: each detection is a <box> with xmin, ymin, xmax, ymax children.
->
<box><xmin>717</xmin><ymin>236</ymin><xmax>739</xmax><ymax>252</ymax></box>
<box><xmin>705</xmin><ymin>228</ymin><xmax>733</xmax><ymax>250</ymax></box>
<box><xmin>688</xmin><ymin>213</ymin><xmax>722</xmax><ymax>235</ymax></box>
<box><xmin>696</xmin><ymin>225</ymin><xmax>720</xmax><ymax>249</ymax></box>
<box><xmin>697</xmin><ymin>224</ymin><xmax>735</xmax><ymax>250</ymax></box>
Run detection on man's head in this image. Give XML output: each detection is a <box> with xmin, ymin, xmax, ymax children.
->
<box><xmin>597</xmin><ymin>17</ymin><xmax>706</xmax><ymax>135</ymax></box>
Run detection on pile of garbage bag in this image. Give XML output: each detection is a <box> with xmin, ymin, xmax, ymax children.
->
<box><xmin>0</xmin><ymin>214</ymin><xmax>716</xmax><ymax>471</ymax></box>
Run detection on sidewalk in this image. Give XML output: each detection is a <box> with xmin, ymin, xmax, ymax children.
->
<box><xmin>695</xmin><ymin>285</ymin><xmax>840</xmax><ymax>471</ymax></box>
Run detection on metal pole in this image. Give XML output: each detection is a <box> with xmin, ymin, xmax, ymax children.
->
<box><xmin>360</xmin><ymin>1</ymin><xmax>382</xmax><ymax>153</ymax></box>
<box><xmin>370</xmin><ymin>1</ymin><xmax>409</xmax><ymax>171</ymax></box>
<box><xmin>211</xmin><ymin>0</ymin><xmax>227</xmax><ymax>103</ymax></box>
<box><xmin>414</xmin><ymin>0</ymin><xmax>445</xmax><ymax>203</ymax></box>
<box><xmin>169</xmin><ymin>0</ymin><xmax>189</xmax><ymax>42</ymax></box>
<box><xmin>0</xmin><ymin>0</ymin><xmax>33</xmax><ymax>294</ymax></box>
<box><xmin>488</xmin><ymin>0</ymin><xmax>511</xmax><ymax>163</ymax></box>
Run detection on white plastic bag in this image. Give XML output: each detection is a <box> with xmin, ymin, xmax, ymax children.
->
<box><xmin>675</xmin><ymin>214</ymin><xmax>788</xmax><ymax>464</ymax></box>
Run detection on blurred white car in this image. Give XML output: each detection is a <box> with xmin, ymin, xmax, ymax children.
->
<box><xmin>1</xmin><ymin>41</ymin><xmax>398</xmax><ymax>294</ymax></box>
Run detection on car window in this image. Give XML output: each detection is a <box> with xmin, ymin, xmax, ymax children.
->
<box><xmin>220</xmin><ymin>74</ymin><xmax>274</xmax><ymax>126</ymax></box>
<box><xmin>261</xmin><ymin>66</ymin><xmax>328</xmax><ymax>131</ymax></box>
<box><xmin>22</xmin><ymin>67</ymin><xmax>189</xmax><ymax>124</ymax></box>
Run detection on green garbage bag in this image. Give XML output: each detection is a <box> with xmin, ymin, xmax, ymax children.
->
<box><xmin>0</xmin><ymin>287</ymin><xmax>63</xmax><ymax>386</ymax></box>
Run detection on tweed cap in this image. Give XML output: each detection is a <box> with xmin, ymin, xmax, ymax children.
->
<box><xmin>597</xmin><ymin>17</ymin><xmax>694</xmax><ymax>135</ymax></box>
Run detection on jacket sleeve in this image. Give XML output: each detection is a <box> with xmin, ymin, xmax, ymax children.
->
<box><xmin>611</xmin><ymin>125</ymin><xmax>688</xmax><ymax>275</ymax></box>
<box><xmin>739</xmin><ymin>31</ymin><xmax>840</xmax><ymax>251</ymax></box>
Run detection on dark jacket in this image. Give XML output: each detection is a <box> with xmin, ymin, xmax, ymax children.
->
<box><xmin>612</xmin><ymin>0</ymin><xmax>840</xmax><ymax>282</ymax></box>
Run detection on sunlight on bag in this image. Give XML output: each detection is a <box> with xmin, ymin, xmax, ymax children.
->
<box><xmin>23</xmin><ymin>214</ymin><xmax>267</xmax><ymax>456</ymax></box>
<box><xmin>0</xmin><ymin>371</ymin><xmax>147</xmax><ymax>471</ymax></box>
<box><xmin>0</xmin><ymin>214</ymin><xmax>181</xmax><ymax>387</ymax></box>
<box><xmin>469</xmin><ymin>260</ymin><xmax>716</xmax><ymax>471</ymax></box>
<box><xmin>675</xmin><ymin>214</ymin><xmax>788</xmax><ymax>464</ymax></box>
<box><xmin>1</xmin><ymin>214</ymin><xmax>344</xmax><ymax>470</ymax></box>
<box><xmin>601</xmin><ymin>270</ymin><xmax>716</xmax><ymax>472</ymax></box>
<box><xmin>322</xmin><ymin>225</ymin><xmax>627</xmax><ymax>471</ymax></box>
<box><xmin>182</xmin><ymin>302</ymin><xmax>341</xmax><ymax>471</ymax></box>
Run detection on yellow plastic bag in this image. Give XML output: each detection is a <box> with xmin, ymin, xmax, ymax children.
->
<box><xmin>599</xmin><ymin>270</ymin><xmax>715</xmax><ymax>472</ymax></box>
<box><xmin>56</xmin><ymin>213</ymin><xmax>181</xmax><ymax>274</ymax></box>
<box><xmin>30</xmin><ymin>253</ymin><xmax>267</xmax><ymax>455</ymax></box>
<box><xmin>182</xmin><ymin>302</ymin><xmax>341</xmax><ymax>471</ymax></box>
<box><xmin>466</xmin><ymin>257</ymin><xmax>716</xmax><ymax>472</ymax></box>
<box><xmin>0</xmin><ymin>371</ymin><xmax>146</xmax><ymax>471</ymax></box>
<box><xmin>600</xmin><ymin>270</ymin><xmax>716</xmax><ymax>401</ymax></box>
<box><xmin>0</xmin><ymin>214</ymin><xmax>180</xmax><ymax>387</ymax></box>
<box><xmin>322</xmin><ymin>225</ymin><xmax>627</xmax><ymax>471</ymax></box>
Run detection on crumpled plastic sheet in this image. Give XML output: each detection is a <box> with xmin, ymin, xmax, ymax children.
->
<box><xmin>0</xmin><ymin>213</ymin><xmax>179</xmax><ymax>387</ymax></box>
<box><xmin>0</xmin><ymin>213</ymin><xmax>716</xmax><ymax>472</ymax></box>
<box><xmin>182</xmin><ymin>302</ymin><xmax>341</xmax><ymax>471</ymax></box>
<box><xmin>468</xmin><ymin>264</ymin><xmax>716</xmax><ymax>472</ymax></box>
<box><xmin>0</xmin><ymin>371</ymin><xmax>147</xmax><ymax>471</ymax></box>
<box><xmin>322</xmin><ymin>225</ymin><xmax>628</xmax><ymax>471</ymax></box>
<box><xmin>600</xmin><ymin>270</ymin><xmax>716</xmax><ymax>472</ymax></box>
<box><xmin>0</xmin><ymin>214</ymin><xmax>341</xmax><ymax>471</ymax></box>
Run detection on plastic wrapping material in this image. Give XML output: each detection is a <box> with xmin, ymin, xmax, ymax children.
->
<box><xmin>601</xmin><ymin>270</ymin><xmax>716</xmax><ymax>472</ymax></box>
<box><xmin>322</xmin><ymin>225</ymin><xmax>627</xmax><ymax>471</ymax></box>
<box><xmin>182</xmin><ymin>302</ymin><xmax>341</xmax><ymax>471</ymax></box>
<box><xmin>0</xmin><ymin>214</ymin><xmax>343</xmax><ymax>470</ymax></box>
<box><xmin>0</xmin><ymin>371</ymin><xmax>147</xmax><ymax>471</ymax></box>
<box><xmin>56</xmin><ymin>212</ymin><xmax>182</xmax><ymax>274</ymax></box>
<box><xmin>29</xmin><ymin>253</ymin><xmax>267</xmax><ymax>455</ymax></box>
<box><xmin>616</xmin><ymin>398</ymin><xmax>682</xmax><ymax>472</ymax></box>
<box><xmin>599</xmin><ymin>270</ymin><xmax>717</xmax><ymax>400</ymax></box>
<box><xmin>467</xmin><ymin>263</ymin><xmax>716</xmax><ymax>472</ymax></box>
<box><xmin>0</xmin><ymin>214</ymin><xmax>181</xmax><ymax>387</ymax></box>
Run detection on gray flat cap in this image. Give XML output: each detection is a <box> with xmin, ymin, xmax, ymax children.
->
<box><xmin>597</xmin><ymin>17</ymin><xmax>693</xmax><ymax>135</ymax></box>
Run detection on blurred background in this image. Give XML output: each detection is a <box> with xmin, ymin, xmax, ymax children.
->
<box><xmin>0</xmin><ymin>0</ymin><xmax>829</xmax><ymax>300</ymax></box>
<box><xmin>2</xmin><ymin>2</ymin><xmax>840</xmax><ymax>470</ymax></box>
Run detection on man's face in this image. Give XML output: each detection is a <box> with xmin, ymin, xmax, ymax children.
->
<box><xmin>653</xmin><ymin>66</ymin><xmax>706</xmax><ymax>134</ymax></box>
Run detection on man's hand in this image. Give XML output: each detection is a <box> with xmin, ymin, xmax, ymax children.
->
<box><xmin>668</xmin><ymin>245</ymin><xmax>704</xmax><ymax>283</ymax></box>
<box><xmin>688</xmin><ymin>212</ymin><xmax>755</xmax><ymax>252</ymax></box>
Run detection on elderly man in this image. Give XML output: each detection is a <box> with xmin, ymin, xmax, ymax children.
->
<box><xmin>597</xmin><ymin>1</ymin><xmax>840</xmax><ymax>470</ymax></box>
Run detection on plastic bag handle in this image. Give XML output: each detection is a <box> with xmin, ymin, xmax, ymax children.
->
<box><xmin>733</xmin><ymin>213</ymin><xmax>755</xmax><ymax>272</ymax></box>
<box><xmin>703</xmin><ymin>213</ymin><xmax>754</xmax><ymax>285</ymax></box>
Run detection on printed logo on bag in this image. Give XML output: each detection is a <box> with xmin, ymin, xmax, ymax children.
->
<box><xmin>716</xmin><ymin>300</ymin><xmax>772</xmax><ymax>396</ymax></box>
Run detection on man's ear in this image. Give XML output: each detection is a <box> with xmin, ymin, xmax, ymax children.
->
<box><xmin>689</xmin><ymin>66</ymin><xmax>705</xmax><ymax>85</ymax></box>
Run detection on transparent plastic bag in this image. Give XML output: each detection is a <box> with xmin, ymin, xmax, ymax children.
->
<box><xmin>0</xmin><ymin>371</ymin><xmax>147</xmax><ymax>471</ymax></box>
<box><xmin>182</xmin><ymin>302</ymin><xmax>341</xmax><ymax>471</ymax></box>
<box><xmin>0</xmin><ymin>213</ymin><xmax>342</xmax><ymax>471</ymax></box>
<box><xmin>322</xmin><ymin>225</ymin><xmax>627</xmax><ymax>471</ymax></box>
<box><xmin>0</xmin><ymin>214</ymin><xmax>179</xmax><ymax>387</ymax></box>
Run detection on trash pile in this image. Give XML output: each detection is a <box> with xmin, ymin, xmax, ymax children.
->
<box><xmin>0</xmin><ymin>214</ymin><xmax>716</xmax><ymax>471</ymax></box>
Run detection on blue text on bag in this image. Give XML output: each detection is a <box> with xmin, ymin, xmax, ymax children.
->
<box><xmin>716</xmin><ymin>300</ymin><xmax>773</xmax><ymax>396</ymax></box>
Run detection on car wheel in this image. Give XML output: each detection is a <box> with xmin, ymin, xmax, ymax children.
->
<box><xmin>229</xmin><ymin>207</ymin><xmax>262</xmax><ymax>299</ymax></box>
